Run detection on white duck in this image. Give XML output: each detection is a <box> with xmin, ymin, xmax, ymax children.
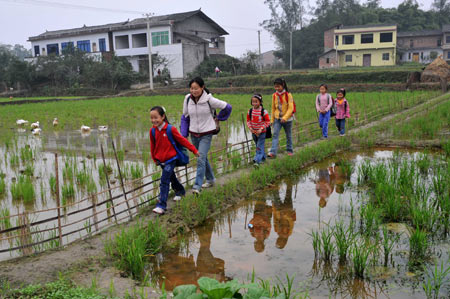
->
<box><xmin>31</xmin><ymin>121</ymin><xmax>40</xmax><ymax>129</ymax></box>
<box><xmin>81</xmin><ymin>125</ymin><xmax>91</xmax><ymax>133</ymax></box>
<box><xmin>16</xmin><ymin>119</ymin><xmax>29</xmax><ymax>126</ymax></box>
<box><xmin>31</xmin><ymin>128</ymin><xmax>42</xmax><ymax>136</ymax></box>
<box><xmin>98</xmin><ymin>126</ymin><xmax>108</xmax><ymax>132</ymax></box>
<box><xmin>53</xmin><ymin>118</ymin><xmax>59</xmax><ymax>126</ymax></box>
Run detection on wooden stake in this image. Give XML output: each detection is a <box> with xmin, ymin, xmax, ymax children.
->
<box><xmin>54</xmin><ymin>153</ymin><xmax>63</xmax><ymax>247</ymax></box>
<box><xmin>100</xmin><ymin>144</ymin><xmax>117</xmax><ymax>223</ymax></box>
<box><xmin>241</xmin><ymin>114</ymin><xmax>251</xmax><ymax>163</ymax></box>
<box><xmin>111</xmin><ymin>141</ymin><xmax>132</xmax><ymax>220</ymax></box>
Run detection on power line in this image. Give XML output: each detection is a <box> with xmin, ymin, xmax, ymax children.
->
<box><xmin>0</xmin><ymin>0</ymin><xmax>146</xmax><ymax>14</ymax></box>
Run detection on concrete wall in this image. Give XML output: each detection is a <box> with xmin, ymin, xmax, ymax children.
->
<box><xmin>338</xmin><ymin>48</ymin><xmax>396</xmax><ymax>67</ymax></box>
<box><xmin>113</xmin><ymin>26</ymin><xmax>171</xmax><ymax>56</ymax></box>
<box><xmin>173</xmin><ymin>15</ymin><xmax>223</xmax><ymax>40</ymax></box>
<box><xmin>336</xmin><ymin>29</ymin><xmax>397</xmax><ymax>51</ymax></box>
<box><xmin>30</xmin><ymin>32</ymin><xmax>109</xmax><ymax>56</ymax></box>
<box><xmin>182</xmin><ymin>43</ymin><xmax>206</xmax><ymax>77</ymax></box>
<box><xmin>398</xmin><ymin>35</ymin><xmax>441</xmax><ymax>49</ymax></box>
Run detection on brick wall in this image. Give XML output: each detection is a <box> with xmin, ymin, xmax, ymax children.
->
<box><xmin>398</xmin><ymin>35</ymin><xmax>441</xmax><ymax>49</ymax></box>
<box><xmin>324</xmin><ymin>28</ymin><xmax>335</xmax><ymax>52</ymax></box>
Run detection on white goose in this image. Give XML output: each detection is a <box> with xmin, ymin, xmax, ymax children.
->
<box><xmin>98</xmin><ymin>126</ymin><xmax>108</xmax><ymax>132</ymax></box>
<box><xmin>31</xmin><ymin>121</ymin><xmax>40</xmax><ymax>129</ymax></box>
<box><xmin>53</xmin><ymin>118</ymin><xmax>59</xmax><ymax>126</ymax></box>
<box><xmin>16</xmin><ymin>119</ymin><xmax>29</xmax><ymax>126</ymax></box>
<box><xmin>31</xmin><ymin>128</ymin><xmax>42</xmax><ymax>136</ymax></box>
<box><xmin>81</xmin><ymin>125</ymin><xmax>91</xmax><ymax>133</ymax></box>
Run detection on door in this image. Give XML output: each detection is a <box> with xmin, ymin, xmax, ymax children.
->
<box><xmin>363</xmin><ymin>54</ymin><xmax>371</xmax><ymax>67</ymax></box>
<box><xmin>412</xmin><ymin>53</ymin><xmax>419</xmax><ymax>62</ymax></box>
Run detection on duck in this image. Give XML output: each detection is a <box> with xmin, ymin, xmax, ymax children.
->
<box><xmin>31</xmin><ymin>121</ymin><xmax>40</xmax><ymax>129</ymax></box>
<box><xmin>31</xmin><ymin>128</ymin><xmax>42</xmax><ymax>136</ymax></box>
<box><xmin>53</xmin><ymin>118</ymin><xmax>59</xmax><ymax>126</ymax></box>
<box><xmin>81</xmin><ymin>125</ymin><xmax>91</xmax><ymax>132</ymax></box>
<box><xmin>16</xmin><ymin>119</ymin><xmax>29</xmax><ymax>126</ymax></box>
<box><xmin>98</xmin><ymin>126</ymin><xmax>108</xmax><ymax>132</ymax></box>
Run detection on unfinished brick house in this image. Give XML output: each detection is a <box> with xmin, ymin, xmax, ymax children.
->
<box><xmin>397</xmin><ymin>30</ymin><xmax>443</xmax><ymax>63</ymax></box>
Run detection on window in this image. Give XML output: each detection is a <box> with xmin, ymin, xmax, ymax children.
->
<box><xmin>131</xmin><ymin>34</ymin><xmax>147</xmax><ymax>48</ymax></box>
<box><xmin>380</xmin><ymin>32</ymin><xmax>393</xmax><ymax>43</ymax></box>
<box><xmin>326</xmin><ymin>58</ymin><xmax>330</xmax><ymax>63</ymax></box>
<box><xmin>34</xmin><ymin>45</ymin><xmax>40</xmax><ymax>57</ymax></box>
<box><xmin>99</xmin><ymin>38</ymin><xmax>106</xmax><ymax>52</ymax></box>
<box><xmin>446</xmin><ymin>35</ymin><xmax>450</xmax><ymax>44</ymax></box>
<box><xmin>410</xmin><ymin>39</ymin><xmax>414</xmax><ymax>47</ymax></box>
<box><xmin>448</xmin><ymin>52</ymin><xmax>450</xmax><ymax>59</ymax></box>
<box><xmin>361</xmin><ymin>34</ymin><xmax>373</xmax><ymax>44</ymax></box>
<box><xmin>382</xmin><ymin>53</ymin><xmax>389</xmax><ymax>61</ymax></box>
<box><xmin>152</xmin><ymin>31</ymin><xmax>169</xmax><ymax>46</ymax></box>
<box><xmin>343</xmin><ymin>35</ymin><xmax>354</xmax><ymax>45</ymax></box>
<box><xmin>345</xmin><ymin>55</ymin><xmax>352</xmax><ymax>62</ymax></box>
<box><xmin>77</xmin><ymin>40</ymin><xmax>91</xmax><ymax>52</ymax></box>
<box><xmin>46</xmin><ymin>43</ymin><xmax>59</xmax><ymax>55</ymax></box>
<box><xmin>61</xmin><ymin>42</ymin><xmax>74</xmax><ymax>53</ymax></box>
<box><xmin>420</xmin><ymin>52</ymin><xmax>423</xmax><ymax>60</ymax></box>
<box><xmin>437</xmin><ymin>39</ymin><xmax>442</xmax><ymax>47</ymax></box>
<box><xmin>115</xmin><ymin>35</ymin><xmax>129</xmax><ymax>49</ymax></box>
<box><xmin>335</xmin><ymin>35</ymin><xmax>339</xmax><ymax>46</ymax></box>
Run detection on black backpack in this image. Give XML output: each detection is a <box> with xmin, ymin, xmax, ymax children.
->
<box><xmin>249</xmin><ymin>108</ymin><xmax>272</xmax><ymax>139</ymax></box>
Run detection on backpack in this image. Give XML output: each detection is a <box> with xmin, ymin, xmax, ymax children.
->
<box><xmin>248</xmin><ymin>108</ymin><xmax>272</xmax><ymax>139</ymax></box>
<box><xmin>151</xmin><ymin>124</ymin><xmax>189</xmax><ymax>167</ymax></box>
<box><xmin>316</xmin><ymin>94</ymin><xmax>335</xmax><ymax>117</ymax></box>
<box><xmin>276</xmin><ymin>93</ymin><xmax>297</xmax><ymax>115</ymax></box>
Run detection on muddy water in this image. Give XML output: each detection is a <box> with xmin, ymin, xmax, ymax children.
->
<box><xmin>147</xmin><ymin>149</ymin><xmax>449</xmax><ymax>298</ymax></box>
<box><xmin>0</xmin><ymin>122</ymin><xmax>248</xmax><ymax>260</ymax></box>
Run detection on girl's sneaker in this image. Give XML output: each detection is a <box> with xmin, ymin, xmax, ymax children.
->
<box><xmin>287</xmin><ymin>152</ymin><xmax>293</xmax><ymax>156</ymax></box>
<box><xmin>192</xmin><ymin>189</ymin><xmax>200</xmax><ymax>196</ymax></box>
<box><xmin>173</xmin><ymin>195</ymin><xmax>182</xmax><ymax>201</ymax></box>
<box><xmin>152</xmin><ymin>207</ymin><xmax>165</xmax><ymax>215</ymax></box>
<box><xmin>340</xmin><ymin>134</ymin><xmax>345</xmax><ymax>137</ymax></box>
<box><xmin>202</xmin><ymin>182</ymin><xmax>214</xmax><ymax>188</ymax></box>
<box><xmin>268</xmin><ymin>153</ymin><xmax>276</xmax><ymax>158</ymax></box>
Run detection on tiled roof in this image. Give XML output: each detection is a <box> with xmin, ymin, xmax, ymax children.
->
<box><xmin>398</xmin><ymin>30</ymin><xmax>442</xmax><ymax>37</ymax></box>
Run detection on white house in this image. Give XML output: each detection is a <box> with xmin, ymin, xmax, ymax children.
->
<box><xmin>28</xmin><ymin>10</ymin><xmax>228</xmax><ymax>79</ymax></box>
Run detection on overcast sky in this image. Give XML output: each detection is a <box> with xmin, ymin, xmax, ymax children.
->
<box><xmin>0</xmin><ymin>0</ymin><xmax>433</xmax><ymax>57</ymax></box>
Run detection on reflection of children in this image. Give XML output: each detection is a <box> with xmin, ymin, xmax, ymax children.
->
<box><xmin>247</xmin><ymin>94</ymin><xmax>271</xmax><ymax>166</ymax></box>
<box><xmin>316</xmin><ymin>168</ymin><xmax>334</xmax><ymax>208</ymax></box>
<box><xmin>195</xmin><ymin>222</ymin><xmax>225</xmax><ymax>281</ymax></box>
<box><xmin>273</xmin><ymin>181</ymin><xmax>296</xmax><ymax>249</ymax></box>
<box><xmin>332</xmin><ymin>164</ymin><xmax>347</xmax><ymax>194</ymax></box>
<box><xmin>315</xmin><ymin>84</ymin><xmax>333</xmax><ymax>139</ymax></box>
<box><xmin>159</xmin><ymin>253</ymin><xmax>197</xmax><ymax>291</ymax></box>
<box><xmin>335</xmin><ymin>88</ymin><xmax>350</xmax><ymax>137</ymax></box>
<box><xmin>249</xmin><ymin>201</ymin><xmax>272</xmax><ymax>253</ymax></box>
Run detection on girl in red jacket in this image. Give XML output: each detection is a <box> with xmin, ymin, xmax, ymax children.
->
<box><xmin>150</xmin><ymin>106</ymin><xmax>199</xmax><ymax>215</ymax></box>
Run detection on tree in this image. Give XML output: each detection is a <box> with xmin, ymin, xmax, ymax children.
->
<box><xmin>432</xmin><ymin>0</ymin><xmax>450</xmax><ymax>26</ymax></box>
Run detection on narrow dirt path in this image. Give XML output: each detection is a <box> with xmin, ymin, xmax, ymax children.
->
<box><xmin>0</xmin><ymin>92</ymin><xmax>448</xmax><ymax>297</ymax></box>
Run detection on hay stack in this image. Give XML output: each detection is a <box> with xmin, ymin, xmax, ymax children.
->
<box><xmin>421</xmin><ymin>56</ymin><xmax>450</xmax><ymax>83</ymax></box>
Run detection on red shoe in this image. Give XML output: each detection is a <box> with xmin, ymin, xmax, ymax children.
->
<box><xmin>268</xmin><ymin>153</ymin><xmax>276</xmax><ymax>158</ymax></box>
<box><xmin>287</xmin><ymin>152</ymin><xmax>294</xmax><ymax>156</ymax></box>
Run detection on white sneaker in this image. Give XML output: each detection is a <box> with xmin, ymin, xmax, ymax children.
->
<box><xmin>192</xmin><ymin>189</ymin><xmax>200</xmax><ymax>195</ymax></box>
<box><xmin>173</xmin><ymin>195</ymin><xmax>182</xmax><ymax>201</ymax></box>
<box><xmin>152</xmin><ymin>207</ymin><xmax>165</xmax><ymax>215</ymax></box>
<box><xmin>202</xmin><ymin>182</ymin><xmax>214</xmax><ymax>188</ymax></box>
<box><xmin>340</xmin><ymin>134</ymin><xmax>345</xmax><ymax>137</ymax></box>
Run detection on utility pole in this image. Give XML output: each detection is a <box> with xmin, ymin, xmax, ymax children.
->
<box><xmin>145</xmin><ymin>13</ymin><xmax>154</xmax><ymax>90</ymax></box>
<box><xmin>258</xmin><ymin>30</ymin><xmax>262</xmax><ymax>73</ymax></box>
<box><xmin>289</xmin><ymin>30</ymin><xmax>293</xmax><ymax>70</ymax></box>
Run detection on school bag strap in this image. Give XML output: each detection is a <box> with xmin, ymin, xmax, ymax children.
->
<box><xmin>152</xmin><ymin>125</ymin><xmax>189</xmax><ymax>166</ymax></box>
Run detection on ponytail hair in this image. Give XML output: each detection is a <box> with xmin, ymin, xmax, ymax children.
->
<box><xmin>150</xmin><ymin>106</ymin><xmax>170</xmax><ymax>124</ymax></box>
<box><xmin>274</xmin><ymin>78</ymin><xmax>289</xmax><ymax>92</ymax></box>
<box><xmin>189</xmin><ymin>77</ymin><xmax>211</xmax><ymax>95</ymax></box>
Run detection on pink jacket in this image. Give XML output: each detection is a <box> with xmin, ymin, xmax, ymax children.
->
<box><xmin>335</xmin><ymin>99</ymin><xmax>350</xmax><ymax>119</ymax></box>
<box><xmin>315</xmin><ymin>93</ymin><xmax>333</xmax><ymax>112</ymax></box>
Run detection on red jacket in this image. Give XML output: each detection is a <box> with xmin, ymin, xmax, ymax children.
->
<box><xmin>150</xmin><ymin>123</ymin><xmax>198</xmax><ymax>163</ymax></box>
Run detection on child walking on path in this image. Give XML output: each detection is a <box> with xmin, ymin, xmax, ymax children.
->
<box><xmin>268</xmin><ymin>78</ymin><xmax>295</xmax><ymax>158</ymax></box>
<box><xmin>150</xmin><ymin>106</ymin><xmax>199</xmax><ymax>215</ymax></box>
<box><xmin>315</xmin><ymin>84</ymin><xmax>333</xmax><ymax>139</ymax></box>
<box><xmin>335</xmin><ymin>88</ymin><xmax>350</xmax><ymax>136</ymax></box>
<box><xmin>247</xmin><ymin>94</ymin><xmax>271</xmax><ymax>166</ymax></box>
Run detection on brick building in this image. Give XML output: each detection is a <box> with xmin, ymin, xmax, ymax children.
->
<box><xmin>397</xmin><ymin>30</ymin><xmax>443</xmax><ymax>63</ymax></box>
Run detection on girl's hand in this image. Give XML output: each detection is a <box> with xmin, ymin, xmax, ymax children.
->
<box><xmin>194</xmin><ymin>152</ymin><xmax>200</xmax><ymax>157</ymax></box>
<box><xmin>281</xmin><ymin>119</ymin><xmax>286</xmax><ymax>123</ymax></box>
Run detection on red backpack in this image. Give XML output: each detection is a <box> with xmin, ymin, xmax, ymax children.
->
<box><xmin>275</xmin><ymin>92</ymin><xmax>297</xmax><ymax>115</ymax></box>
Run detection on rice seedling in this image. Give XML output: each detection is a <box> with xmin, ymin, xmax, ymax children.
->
<box><xmin>9</xmin><ymin>154</ymin><xmax>19</xmax><ymax>168</ymax></box>
<box><xmin>333</xmin><ymin>220</ymin><xmax>354</xmax><ymax>264</ymax></box>
<box><xmin>19</xmin><ymin>146</ymin><xmax>33</xmax><ymax>163</ymax></box>
<box><xmin>63</xmin><ymin>161</ymin><xmax>74</xmax><ymax>182</ymax></box>
<box><xmin>75</xmin><ymin>169</ymin><xmax>90</xmax><ymax>187</ymax></box>
<box><xmin>416</xmin><ymin>153</ymin><xmax>431</xmax><ymax>175</ymax></box>
<box><xmin>61</xmin><ymin>183</ymin><xmax>75</xmax><ymax>204</ymax></box>
<box><xmin>49</xmin><ymin>175</ymin><xmax>56</xmax><ymax>194</ymax></box>
<box><xmin>335</xmin><ymin>159</ymin><xmax>354</xmax><ymax>180</ymax></box>
<box><xmin>87</xmin><ymin>177</ymin><xmax>97</xmax><ymax>195</ymax></box>
<box><xmin>359</xmin><ymin>202</ymin><xmax>381</xmax><ymax>236</ymax></box>
<box><xmin>22</xmin><ymin>164</ymin><xmax>34</xmax><ymax>177</ymax></box>
<box><xmin>130</xmin><ymin>163</ymin><xmax>143</xmax><ymax>180</ymax></box>
<box><xmin>320</xmin><ymin>225</ymin><xmax>335</xmax><ymax>262</ymax></box>
<box><xmin>10</xmin><ymin>176</ymin><xmax>35</xmax><ymax>203</ymax></box>
<box><xmin>0</xmin><ymin>177</ymin><xmax>5</xmax><ymax>197</ymax></box>
<box><xmin>410</xmin><ymin>199</ymin><xmax>438</xmax><ymax>234</ymax></box>
<box><xmin>0</xmin><ymin>207</ymin><xmax>11</xmax><ymax>230</ymax></box>
<box><xmin>381</xmin><ymin>225</ymin><xmax>398</xmax><ymax>266</ymax></box>
<box><xmin>409</xmin><ymin>226</ymin><xmax>429</xmax><ymax>265</ymax></box>
<box><xmin>422</xmin><ymin>261</ymin><xmax>450</xmax><ymax>299</ymax></box>
<box><xmin>351</xmin><ymin>239</ymin><xmax>373</xmax><ymax>278</ymax></box>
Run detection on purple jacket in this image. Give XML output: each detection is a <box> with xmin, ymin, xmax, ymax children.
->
<box><xmin>335</xmin><ymin>99</ymin><xmax>350</xmax><ymax>120</ymax></box>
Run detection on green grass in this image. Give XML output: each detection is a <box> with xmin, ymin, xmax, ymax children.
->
<box><xmin>10</xmin><ymin>176</ymin><xmax>35</xmax><ymax>204</ymax></box>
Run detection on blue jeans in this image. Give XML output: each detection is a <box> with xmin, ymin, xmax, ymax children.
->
<box><xmin>157</xmin><ymin>160</ymin><xmax>185</xmax><ymax>210</ymax></box>
<box><xmin>270</xmin><ymin>119</ymin><xmax>293</xmax><ymax>155</ymax></box>
<box><xmin>252</xmin><ymin>132</ymin><xmax>266</xmax><ymax>164</ymax></box>
<box><xmin>319</xmin><ymin>111</ymin><xmax>331</xmax><ymax>138</ymax></box>
<box><xmin>336</xmin><ymin>118</ymin><xmax>346</xmax><ymax>135</ymax></box>
<box><xmin>191</xmin><ymin>134</ymin><xmax>215</xmax><ymax>190</ymax></box>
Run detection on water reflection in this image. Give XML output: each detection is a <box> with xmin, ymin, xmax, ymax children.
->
<box><xmin>315</xmin><ymin>167</ymin><xmax>334</xmax><ymax>208</ymax></box>
<box><xmin>272</xmin><ymin>181</ymin><xmax>296</xmax><ymax>249</ymax></box>
<box><xmin>249</xmin><ymin>200</ymin><xmax>272</xmax><ymax>253</ymax></box>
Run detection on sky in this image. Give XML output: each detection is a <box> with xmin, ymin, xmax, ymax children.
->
<box><xmin>0</xmin><ymin>0</ymin><xmax>433</xmax><ymax>57</ymax></box>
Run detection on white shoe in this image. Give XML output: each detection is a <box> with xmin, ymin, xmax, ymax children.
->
<box><xmin>340</xmin><ymin>134</ymin><xmax>345</xmax><ymax>137</ymax></box>
<box><xmin>173</xmin><ymin>195</ymin><xmax>182</xmax><ymax>201</ymax></box>
<box><xmin>202</xmin><ymin>182</ymin><xmax>214</xmax><ymax>188</ymax></box>
<box><xmin>192</xmin><ymin>189</ymin><xmax>200</xmax><ymax>195</ymax></box>
<box><xmin>152</xmin><ymin>207</ymin><xmax>165</xmax><ymax>215</ymax></box>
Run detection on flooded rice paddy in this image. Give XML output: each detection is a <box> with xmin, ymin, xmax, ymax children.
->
<box><xmin>145</xmin><ymin>149</ymin><xmax>449</xmax><ymax>298</ymax></box>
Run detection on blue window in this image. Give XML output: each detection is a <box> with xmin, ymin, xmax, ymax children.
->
<box><xmin>61</xmin><ymin>42</ymin><xmax>74</xmax><ymax>52</ymax></box>
<box><xmin>34</xmin><ymin>45</ymin><xmax>40</xmax><ymax>56</ymax></box>
<box><xmin>77</xmin><ymin>40</ymin><xmax>91</xmax><ymax>52</ymax></box>
<box><xmin>99</xmin><ymin>38</ymin><xmax>106</xmax><ymax>52</ymax></box>
<box><xmin>46</xmin><ymin>43</ymin><xmax>59</xmax><ymax>55</ymax></box>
